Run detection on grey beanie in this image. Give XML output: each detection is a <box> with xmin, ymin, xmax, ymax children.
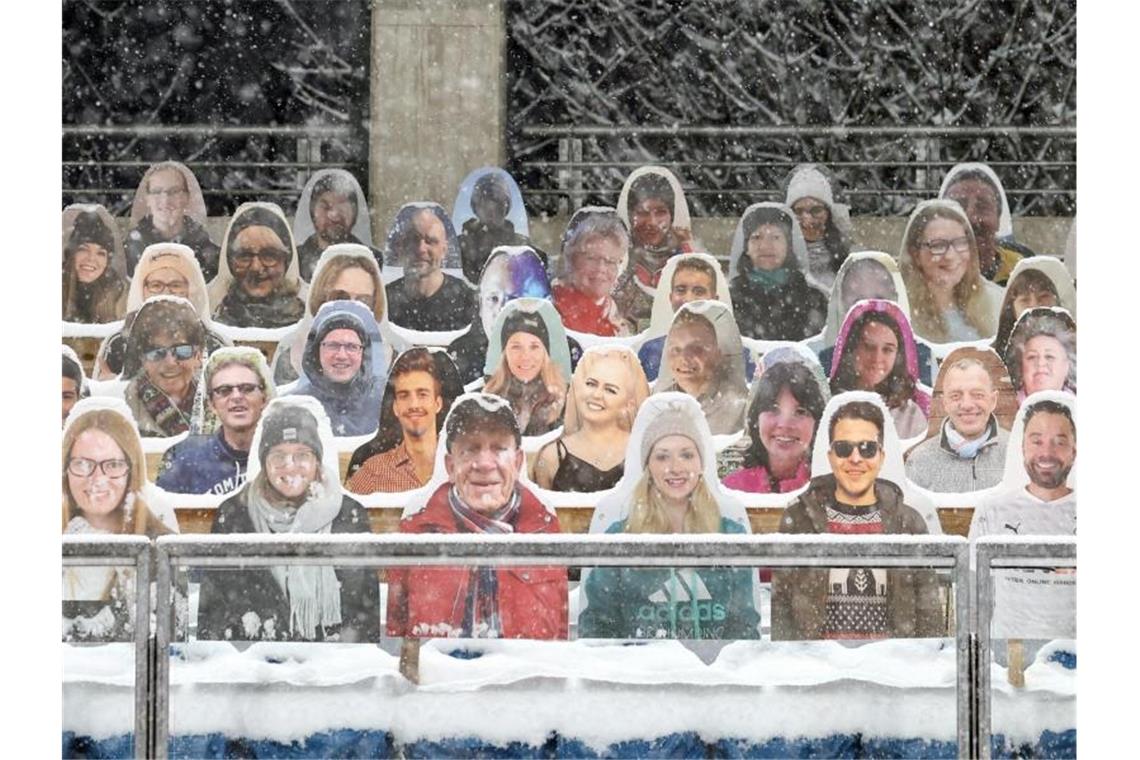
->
<box><xmin>640</xmin><ymin>409</ymin><xmax>704</xmax><ymax>466</ymax></box>
<box><xmin>259</xmin><ymin>405</ymin><xmax>323</xmax><ymax>467</ymax></box>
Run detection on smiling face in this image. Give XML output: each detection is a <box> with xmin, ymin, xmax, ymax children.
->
<box><xmin>142</xmin><ymin>266</ymin><xmax>191</xmax><ymax>300</ymax></box>
<box><xmin>325</xmin><ymin>265</ymin><xmax>376</xmax><ymax>307</ymax></box>
<box><xmin>669</xmin><ymin>266</ymin><xmax>716</xmax><ymax>312</ymax></box>
<box><xmin>1022</xmin><ymin>411</ymin><xmax>1076</xmax><ymax>491</ymax></box>
<box><xmin>630</xmin><ymin>197</ymin><xmax>672</xmax><ymax>249</ymax></box>
<box><xmin>647</xmin><ymin>434</ymin><xmax>702</xmax><ymax>504</ymax></box>
<box><xmin>399</xmin><ymin>210</ymin><xmax>447</xmax><ymax>278</ymax></box>
<box><xmin>575</xmin><ymin>355</ymin><xmax>634</xmax><ymax>428</ymax></box>
<box><xmin>504</xmin><ymin>331</ymin><xmax>547</xmax><ymax>384</ymax></box>
<box><xmin>941</xmin><ymin>363</ymin><xmax>997</xmax><ymax>438</ymax></box>
<box><xmin>1011</xmin><ymin>287</ymin><xmax>1057</xmax><ymax>319</ymax></box>
<box><xmin>74</xmin><ymin>242</ymin><xmax>110</xmax><ymax>284</ymax></box>
<box><xmin>945</xmin><ymin>177</ymin><xmax>1000</xmax><ymax>248</ymax></box>
<box><xmin>445</xmin><ymin>428</ymin><xmax>524</xmax><ymax>514</ymax></box>
<box><xmin>142</xmin><ymin>331</ymin><xmax>200</xmax><ymax>402</ymax></box>
<box><xmin>852</xmin><ymin>320</ymin><xmax>899</xmax><ymax>390</ymax></box>
<box><xmin>62</xmin><ymin>377</ymin><xmax>80</xmax><ymax>426</ymax></box>
<box><xmin>231</xmin><ymin>225</ymin><xmax>288</xmax><ymax>298</ymax></box>
<box><xmin>570</xmin><ymin>235</ymin><xmax>624</xmax><ymax>299</ymax></box>
<box><xmin>1021</xmin><ymin>335</ymin><xmax>1070</xmax><ymax>394</ymax></box>
<box><xmin>312</xmin><ymin>190</ymin><xmax>355</xmax><ymax>245</ymax></box>
<box><xmin>791</xmin><ymin>196</ymin><xmax>830</xmax><ymax>243</ymax></box>
<box><xmin>318</xmin><ymin>327</ymin><xmax>364</xmax><ymax>383</ymax></box>
<box><xmin>393</xmin><ymin>369</ymin><xmax>443</xmax><ymax>440</ymax></box>
<box><xmin>208</xmin><ymin>364</ymin><xmax>267</xmax><ymax>436</ymax></box>
<box><xmin>67</xmin><ymin>429</ymin><xmax>129</xmax><ymax>531</ymax></box>
<box><xmin>264</xmin><ymin>442</ymin><xmax>320</xmax><ymax>501</ymax></box>
<box><xmin>145</xmin><ymin>167</ymin><xmax>190</xmax><ymax>231</ymax></box>
<box><xmin>667</xmin><ymin>319</ymin><xmax>721</xmax><ymax>397</ymax></box>
<box><xmin>746</xmin><ymin>223</ymin><xmax>790</xmax><ymax>271</ymax></box>
<box><xmin>758</xmin><ymin>385</ymin><xmax>816</xmax><ymax>477</ymax></box>
<box><xmin>827</xmin><ymin>418</ymin><xmax>885</xmax><ymax>505</ymax></box>
<box><xmin>913</xmin><ymin>216</ymin><xmax>970</xmax><ymax>292</ymax></box>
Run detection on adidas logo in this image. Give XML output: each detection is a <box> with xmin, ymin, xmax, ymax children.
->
<box><xmin>648</xmin><ymin>569</ymin><xmax>713</xmax><ymax>604</ymax></box>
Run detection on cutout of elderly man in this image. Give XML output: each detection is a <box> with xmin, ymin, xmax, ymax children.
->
<box><xmin>386</xmin><ymin>395</ymin><xmax>568</xmax><ymax>641</ymax></box>
<box><xmin>385</xmin><ymin>208</ymin><xmax>477</xmax><ymax>331</ymax></box>
<box><xmin>905</xmin><ymin>358</ymin><xmax>1009</xmax><ymax>492</ymax></box>
<box><xmin>969</xmin><ymin>399</ymin><xmax>1076</xmax><ymax>538</ymax></box>
<box><xmin>772</xmin><ymin>400</ymin><xmax>942</xmax><ymax>640</ymax></box>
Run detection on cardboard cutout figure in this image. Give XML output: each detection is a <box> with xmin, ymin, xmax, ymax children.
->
<box><xmin>552</xmin><ymin>206</ymin><xmax>635</xmax><ymax>337</ymax></box>
<box><xmin>452</xmin><ymin>167</ymin><xmax>544</xmax><ymax>282</ymax></box>
<box><xmin>1003</xmin><ymin>307</ymin><xmax>1076</xmax><ymax>402</ymax></box>
<box><xmin>653</xmin><ymin>300</ymin><xmax>749</xmax><ymax>435</ymax></box>
<box><xmin>991</xmin><ymin>256</ymin><xmax>1076</xmax><ymax>357</ymax></box>
<box><xmin>782</xmin><ymin>163</ymin><xmax>854</xmax><ymax>290</ymax></box>
<box><xmin>209</xmin><ymin>202</ymin><xmax>307</xmax><ymax>329</ymax></box>
<box><xmin>898</xmin><ymin>199</ymin><xmax>1003</xmax><ymax>344</ymax></box>
<box><xmin>196</xmin><ymin>396</ymin><xmax>380</xmax><ymax>642</ymax></box>
<box><xmin>579</xmin><ymin>392</ymin><xmax>761</xmax><ymax>641</ymax></box>
<box><xmin>62</xmin><ymin>345</ymin><xmax>90</xmax><ymax>427</ymax></box>
<box><xmin>904</xmin><ymin>346</ymin><xmax>1015</xmax><ymax>494</ymax></box>
<box><xmin>293</xmin><ymin>169</ymin><xmax>380</xmax><ymax>281</ymax></box>
<box><xmin>126</xmin><ymin>161</ymin><xmax>220</xmax><ymax>279</ymax></box>
<box><xmin>483</xmin><ymin>298</ymin><xmax>572</xmax><ymax>437</ymax></box>
<box><xmin>62</xmin><ymin>204</ymin><xmax>129</xmax><ymax>324</ymax></box>
<box><xmin>346</xmin><ymin>347</ymin><xmax>464</xmax><ymax>493</ymax></box>
<box><xmin>531</xmin><ymin>344</ymin><xmax>650</xmax><ymax>493</ymax></box>
<box><xmin>727</xmin><ymin>202</ymin><xmax>828</xmax><ymax>341</ymax></box>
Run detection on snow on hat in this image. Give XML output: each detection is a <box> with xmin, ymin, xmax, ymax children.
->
<box><xmin>258</xmin><ymin>404</ymin><xmax>323</xmax><ymax>466</ymax></box>
<box><xmin>500</xmin><ymin>309</ymin><xmax>550</xmax><ymax>351</ymax></box>
<box><xmin>444</xmin><ymin>393</ymin><xmax>521</xmax><ymax>450</ymax></box>
<box><xmin>785</xmin><ymin>164</ymin><xmax>835</xmax><ymax>209</ymax></box>
<box><xmin>640</xmin><ymin>407</ymin><xmax>704</xmax><ymax>466</ymax></box>
<box><xmin>68</xmin><ymin>210</ymin><xmax>116</xmax><ymax>253</ymax></box>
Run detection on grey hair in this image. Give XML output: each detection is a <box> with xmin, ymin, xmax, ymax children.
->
<box><xmin>562</xmin><ymin>212</ymin><xmax>630</xmax><ymax>276</ymax></box>
<box><xmin>1005</xmin><ymin>311</ymin><xmax>1077</xmax><ymax>392</ymax></box>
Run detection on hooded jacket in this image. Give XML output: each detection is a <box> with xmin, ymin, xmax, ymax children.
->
<box><xmin>386</xmin><ymin>482</ymin><xmax>568</xmax><ymax>639</ymax></box>
<box><xmin>125</xmin><ymin>162</ymin><xmax>220</xmax><ymax>279</ymax></box>
<box><xmin>771</xmin><ymin>474</ymin><xmax>944</xmax><ymax>641</ymax></box>
<box><xmin>783</xmin><ymin>163</ymin><xmax>854</xmax><ymax>289</ymax></box>
<box><xmin>292</xmin><ymin>169</ymin><xmax>381</xmax><ymax>281</ymax></box>
<box><xmin>829</xmin><ymin>299</ymin><xmax>932</xmax><ymax>440</ymax></box>
<box><xmin>287</xmin><ymin>300</ymin><xmax>387</xmax><ymax>437</ymax></box>
<box><xmin>61</xmin><ymin>204</ymin><xmax>129</xmax><ymax>324</ymax></box>
<box><xmin>579</xmin><ymin>517</ymin><xmax>760</xmax><ymax>640</ymax></box>
<box><xmin>727</xmin><ymin>202</ymin><xmax>828</xmax><ymax>341</ymax></box>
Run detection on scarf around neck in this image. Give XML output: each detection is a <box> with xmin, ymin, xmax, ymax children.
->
<box><xmin>747</xmin><ymin>265</ymin><xmax>791</xmax><ymax>290</ymax></box>
<box><xmin>447</xmin><ymin>485</ymin><xmax>522</xmax><ymax>637</ymax></box>
<box><xmin>943</xmin><ymin>416</ymin><xmax>997</xmax><ymax>459</ymax></box>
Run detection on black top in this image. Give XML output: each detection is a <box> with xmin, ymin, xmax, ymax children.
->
<box><xmin>550</xmin><ymin>439</ymin><xmax>623</xmax><ymax>493</ymax></box>
<box><xmin>729</xmin><ymin>269</ymin><xmax>827</xmax><ymax>341</ymax></box>
<box><xmin>386</xmin><ymin>273</ymin><xmax>476</xmax><ymax>331</ymax></box>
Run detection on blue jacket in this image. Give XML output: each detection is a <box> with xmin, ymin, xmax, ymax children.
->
<box><xmin>156</xmin><ymin>430</ymin><xmax>250</xmax><ymax>496</ymax></box>
<box><xmin>579</xmin><ymin>518</ymin><xmax>761</xmax><ymax>640</ymax></box>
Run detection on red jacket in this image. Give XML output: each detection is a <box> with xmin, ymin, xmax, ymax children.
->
<box><xmin>386</xmin><ymin>483</ymin><xmax>569</xmax><ymax>639</ymax></box>
<box><xmin>553</xmin><ymin>283</ymin><xmax>622</xmax><ymax>336</ymax></box>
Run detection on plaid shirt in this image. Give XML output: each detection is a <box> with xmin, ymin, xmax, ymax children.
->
<box><xmin>346</xmin><ymin>441</ymin><xmax>425</xmax><ymax>494</ymax></box>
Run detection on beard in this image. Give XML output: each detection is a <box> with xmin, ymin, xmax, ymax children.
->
<box><xmin>318</xmin><ymin>221</ymin><xmax>351</xmax><ymax>244</ymax></box>
<box><xmin>1026</xmin><ymin>456</ymin><xmax>1073</xmax><ymax>490</ymax></box>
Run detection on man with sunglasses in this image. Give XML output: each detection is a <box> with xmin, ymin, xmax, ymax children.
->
<box><xmin>772</xmin><ymin>399</ymin><xmax>942</xmax><ymax>641</ymax></box>
<box><xmin>157</xmin><ymin>349</ymin><xmax>275</xmax><ymax>495</ymax></box>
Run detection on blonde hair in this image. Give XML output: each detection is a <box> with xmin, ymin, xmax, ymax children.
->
<box><xmin>484</xmin><ymin>347</ymin><xmax>567</xmax><ymax>428</ymax></box>
<box><xmin>625</xmin><ymin>470</ymin><xmax>722</xmax><ymax>534</ymax></box>
<box><xmin>308</xmin><ymin>254</ymin><xmax>385</xmax><ymax>322</ymax></box>
<box><xmin>563</xmin><ymin>347</ymin><xmax>650</xmax><ymax>435</ymax></box>
<box><xmin>900</xmin><ymin>203</ymin><xmax>994</xmax><ymax>341</ymax></box>
<box><xmin>61</xmin><ymin>408</ymin><xmax>153</xmax><ymax>534</ymax></box>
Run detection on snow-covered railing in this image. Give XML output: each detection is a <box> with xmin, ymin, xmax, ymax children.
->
<box><xmin>974</xmin><ymin>537</ymin><xmax>1077</xmax><ymax>760</ymax></box>
<box><xmin>151</xmin><ymin>533</ymin><xmax>971</xmax><ymax>758</ymax></box>
<box><xmin>62</xmin><ymin>536</ymin><xmax>153</xmax><ymax>760</ymax></box>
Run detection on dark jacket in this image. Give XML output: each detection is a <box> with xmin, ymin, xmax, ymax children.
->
<box><xmin>579</xmin><ymin>518</ymin><xmax>760</xmax><ymax>640</ymax></box>
<box><xmin>385</xmin><ymin>274</ymin><xmax>477</xmax><ymax>332</ymax></box>
<box><xmin>196</xmin><ymin>489</ymin><xmax>381</xmax><ymax>642</ymax></box>
<box><xmin>386</xmin><ymin>482</ymin><xmax>568</xmax><ymax>639</ymax></box>
<box><xmin>729</xmin><ymin>270</ymin><xmax>827</xmax><ymax>341</ymax></box>
<box><xmin>297</xmin><ymin>233</ymin><xmax>383</xmax><ymax>282</ymax></box>
<box><xmin>155</xmin><ymin>430</ymin><xmax>250</xmax><ymax>496</ymax></box>
<box><xmin>126</xmin><ymin>215</ymin><xmax>220</xmax><ymax>281</ymax></box>
<box><xmin>771</xmin><ymin>474</ymin><xmax>944</xmax><ymax>641</ymax></box>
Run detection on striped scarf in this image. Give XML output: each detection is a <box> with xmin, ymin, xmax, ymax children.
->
<box><xmin>447</xmin><ymin>487</ymin><xmax>521</xmax><ymax>636</ymax></box>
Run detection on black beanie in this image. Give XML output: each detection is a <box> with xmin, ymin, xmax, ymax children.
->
<box><xmin>69</xmin><ymin>211</ymin><xmax>115</xmax><ymax>256</ymax></box>
<box><xmin>227</xmin><ymin>206</ymin><xmax>292</xmax><ymax>257</ymax></box>
<box><xmin>500</xmin><ymin>310</ymin><xmax>549</xmax><ymax>351</ymax></box>
<box><xmin>62</xmin><ymin>354</ymin><xmax>85</xmax><ymax>387</ymax></box>
<box><xmin>259</xmin><ymin>405</ymin><xmax>323</xmax><ymax>467</ymax></box>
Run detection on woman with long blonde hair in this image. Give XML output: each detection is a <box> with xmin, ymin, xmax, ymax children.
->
<box><xmin>483</xmin><ymin>302</ymin><xmax>568</xmax><ymax>436</ymax></box>
<box><xmin>899</xmin><ymin>199</ymin><xmax>1003</xmax><ymax>343</ymax></box>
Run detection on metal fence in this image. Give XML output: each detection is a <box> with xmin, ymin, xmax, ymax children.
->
<box><xmin>975</xmin><ymin>537</ymin><xmax>1077</xmax><ymax>760</ymax></box>
<box><xmin>515</xmin><ymin>125</ymin><xmax>1077</xmax><ymax>217</ymax></box>
<box><xmin>62</xmin><ymin>533</ymin><xmax>1082</xmax><ymax>759</ymax></box>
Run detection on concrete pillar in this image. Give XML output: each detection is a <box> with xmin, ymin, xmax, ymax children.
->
<box><xmin>368</xmin><ymin>0</ymin><xmax>506</xmax><ymax>243</ymax></box>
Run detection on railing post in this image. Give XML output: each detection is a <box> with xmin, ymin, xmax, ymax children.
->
<box><xmin>152</xmin><ymin>543</ymin><xmax>172</xmax><ymax>759</ymax></box>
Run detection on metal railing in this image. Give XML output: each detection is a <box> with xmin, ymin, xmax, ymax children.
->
<box><xmin>974</xmin><ymin>537</ymin><xmax>1077</xmax><ymax>760</ymax></box>
<box><xmin>150</xmin><ymin>533</ymin><xmax>971</xmax><ymax>759</ymax></box>
<box><xmin>62</xmin><ymin>536</ymin><xmax>153</xmax><ymax>760</ymax></box>
<box><xmin>515</xmin><ymin>124</ymin><xmax>1076</xmax><ymax>215</ymax></box>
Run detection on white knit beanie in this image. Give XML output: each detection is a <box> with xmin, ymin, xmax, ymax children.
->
<box><xmin>785</xmin><ymin>166</ymin><xmax>835</xmax><ymax>209</ymax></box>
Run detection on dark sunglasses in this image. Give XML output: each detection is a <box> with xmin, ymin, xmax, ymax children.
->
<box><xmin>143</xmin><ymin>343</ymin><xmax>196</xmax><ymax>363</ymax></box>
<box><xmin>830</xmin><ymin>440</ymin><xmax>880</xmax><ymax>459</ymax></box>
<box><xmin>209</xmin><ymin>382</ymin><xmax>263</xmax><ymax>399</ymax></box>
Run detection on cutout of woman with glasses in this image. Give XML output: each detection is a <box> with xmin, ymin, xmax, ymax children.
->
<box><xmin>552</xmin><ymin>207</ymin><xmax>635</xmax><ymax>336</ymax></box>
<box><xmin>63</xmin><ymin>399</ymin><xmax>178</xmax><ymax>642</ymax></box>
<box><xmin>286</xmin><ymin>300</ymin><xmax>388</xmax><ymax>437</ymax></box>
<box><xmin>209</xmin><ymin>203</ymin><xmax>307</xmax><ymax>328</ymax></box>
<box><xmin>121</xmin><ymin>296</ymin><xmax>207</xmax><ymax>438</ymax></box>
<box><xmin>125</xmin><ymin>161</ymin><xmax>221</xmax><ymax>279</ymax></box>
<box><xmin>899</xmin><ymin>199</ymin><xmax>1003</xmax><ymax>344</ymax></box>
<box><xmin>783</xmin><ymin>163</ymin><xmax>854</xmax><ymax>289</ymax></box>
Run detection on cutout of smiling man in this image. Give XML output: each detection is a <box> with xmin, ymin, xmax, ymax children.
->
<box><xmin>771</xmin><ymin>398</ymin><xmax>942</xmax><ymax>640</ymax></box>
<box><xmin>385</xmin><ymin>206</ymin><xmax>476</xmax><ymax>331</ymax></box>
<box><xmin>386</xmin><ymin>394</ymin><xmax>568</xmax><ymax>640</ymax></box>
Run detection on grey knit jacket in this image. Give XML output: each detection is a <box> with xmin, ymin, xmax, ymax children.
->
<box><xmin>904</xmin><ymin>418</ymin><xmax>1009</xmax><ymax>493</ymax></box>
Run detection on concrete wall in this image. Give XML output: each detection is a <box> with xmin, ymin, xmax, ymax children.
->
<box><xmin>367</xmin><ymin>0</ymin><xmax>506</xmax><ymax>238</ymax></box>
